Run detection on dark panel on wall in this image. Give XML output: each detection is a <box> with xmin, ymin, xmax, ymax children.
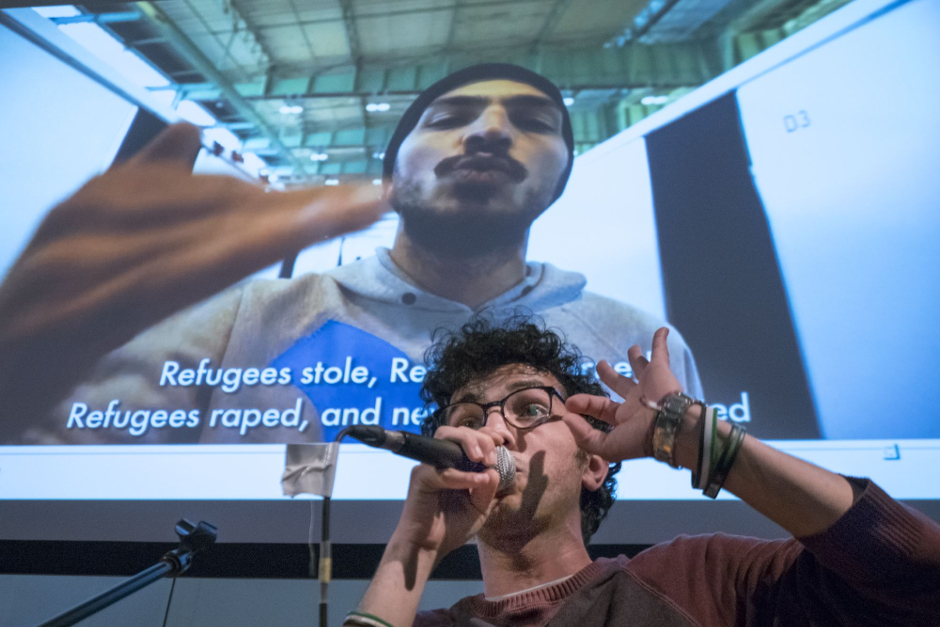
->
<box><xmin>0</xmin><ymin>541</ymin><xmax>650</xmax><ymax>579</ymax></box>
<box><xmin>646</xmin><ymin>92</ymin><xmax>820</xmax><ymax>439</ymax></box>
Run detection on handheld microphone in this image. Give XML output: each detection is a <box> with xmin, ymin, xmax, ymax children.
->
<box><xmin>344</xmin><ymin>425</ymin><xmax>515</xmax><ymax>491</ymax></box>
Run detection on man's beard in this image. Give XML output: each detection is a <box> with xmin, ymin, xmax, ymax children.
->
<box><xmin>390</xmin><ymin>178</ymin><xmax>550</xmax><ymax>260</ymax></box>
<box><xmin>477</xmin><ymin>507</ymin><xmax>545</xmax><ymax>552</ymax></box>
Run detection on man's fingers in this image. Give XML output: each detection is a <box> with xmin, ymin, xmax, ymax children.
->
<box><xmin>130</xmin><ymin>187</ymin><xmax>381</xmax><ymax>307</ymax></box>
<box><xmin>285</xmin><ymin>183</ymin><xmax>387</xmax><ymax>244</ymax></box>
<box><xmin>561</xmin><ymin>413</ymin><xmax>609</xmax><ymax>456</ymax></box>
<box><xmin>416</xmin><ymin>466</ymin><xmax>493</xmax><ymax>492</ymax></box>
<box><xmin>565</xmin><ymin>394</ymin><xmax>621</xmax><ymax>424</ymax></box>
<box><xmin>413</xmin><ymin>465</ymin><xmax>499</xmax><ymax>518</ymax></box>
<box><xmin>64</xmin><ymin>183</ymin><xmax>382</xmax><ymax>336</ymax></box>
<box><xmin>437</xmin><ymin>467</ymin><xmax>492</xmax><ymax>490</ymax></box>
<box><xmin>433</xmin><ymin>425</ymin><xmax>499</xmax><ymax>466</ymax></box>
<box><xmin>596</xmin><ymin>360</ymin><xmax>637</xmax><ymax>399</ymax></box>
<box><xmin>650</xmin><ymin>327</ymin><xmax>671</xmax><ymax>367</ymax></box>
<box><xmin>468</xmin><ymin>468</ymin><xmax>501</xmax><ymax>514</ymax></box>
<box><xmin>124</xmin><ymin>123</ymin><xmax>203</xmax><ymax>172</ymax></box>
<box><xmin>627</xmin><ymin>345</ymin><xmax>650</xmax><ymax>380</ymax></box>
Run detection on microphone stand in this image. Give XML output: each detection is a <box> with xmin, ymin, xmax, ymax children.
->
<box><xmin>37</xmin><ymin>519</ymin><xmax>217</xmax><ymax>627</ymax></box>
<box><xmin>319</xmin><ymin>496</ymin><xmax>331</xmax><ymax>627</ymax></box>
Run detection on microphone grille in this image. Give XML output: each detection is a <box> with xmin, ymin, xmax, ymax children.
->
<box><xmin>494</xmin><ymin>446</ymin><xmax>516</xmax><ymax>491</ymax></box>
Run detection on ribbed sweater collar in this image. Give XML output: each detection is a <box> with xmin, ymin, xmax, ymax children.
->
<box><xmin>464</xmin><ymin>557</ymin><xmax>622</xmax><ymax>619</ymax></box>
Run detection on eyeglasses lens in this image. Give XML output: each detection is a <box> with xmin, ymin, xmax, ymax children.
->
<box><xmin>442</xmin><ymin>387</ymin><xmax>554</xmax><ymax>430</ymax></box>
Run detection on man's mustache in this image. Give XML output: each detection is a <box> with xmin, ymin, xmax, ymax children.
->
<box><xmin>434</xmin><ymin>154</ymin><xmax>528</xmax><ymax>182</ymax></box>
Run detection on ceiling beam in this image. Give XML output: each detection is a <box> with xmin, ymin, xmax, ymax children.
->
<box><xmin>632</xmin><ymin>0</ymin><xmax>684</xmax><ymax>41</ymax></box>
<box><xmin>732</xmin><ymin>0</ymin><xmax>818</xmax><ymax>33</ymax></box>
<box><xmin>126</xmin><ymin>36</ymin><xmax>167</xmax><ymax>46</ymax></box>
<box><xmin>286</xmin><ymin>0</ymin><xmax>318</xmax><ymax>64</ymax></box>
<box><xmin>442</xmin><ymin>0</ymin><xmax>463</xmax><ymax>53</ymax></box>
<box><xmin>339</xmin><ymin>0</ymin><xmax>362</xmax><ymax>63</ymax></box>
<box><xmin>50</xmin><ymin>11</ymin><xmax>142</xmax><ymax>25</ymax></box>
<box><xmin>606</xmin><ymin>0</ymin><xmax>685</xmax><ymax>46</ymax></box>
<box><xmin>227</xmin><ymin>0</ymin><xmax>278</xmax><ymax>74</ymax></box>
<box><xmin>170</xmin><ymin>0</ymin><xmax>247</xmax><ymax>83</ymax></box>
<box><xmin>134</xmin><ymin>1</ymin><xmax>307</xmax><ymax>174</ymax></box>
<box><xmin>530</xmin><ymin>0</ymin><xmax>575</xmax><ymax>50</ymax></box>
<box><xmin>195</xmin><ymin>0</ymin><xmax>547</xmax><ymax>35</ymax></box>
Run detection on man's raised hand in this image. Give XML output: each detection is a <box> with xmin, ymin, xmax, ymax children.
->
<box><xmin>0</xmin><ymin>123</ymin><xmax>386</xmax><ymax>425</ymax></box>
<box><xmin>562</xmin><ymin>327</ymin><xmax>683</xmax><ymax>462</ymax></box>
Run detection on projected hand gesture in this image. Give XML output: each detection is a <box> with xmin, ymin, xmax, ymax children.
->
<box><xmin>0</xmin><ymin>123</ymin><xmax>386</xmax><ymax>429</ymax></box>
<box><xmin>562</xmin><ymin>327</ymin><xmax>684</xmax><ymax>462</ymax></box>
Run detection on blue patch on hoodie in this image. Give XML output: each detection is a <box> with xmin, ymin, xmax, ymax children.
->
<box><xmin>271</xmin><ymin>320</ymin><xmax>428</xmax><ymax>442</ymax></box>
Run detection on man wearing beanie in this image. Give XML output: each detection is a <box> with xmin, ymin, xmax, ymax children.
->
<box><xmin>0</xmin><ymin>64</ymin><xmax>700</xmax><ymax>445</ymax></box>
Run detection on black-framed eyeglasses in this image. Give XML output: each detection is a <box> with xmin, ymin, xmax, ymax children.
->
<box><xmin>435</xmin><ymin>386</ymin><xmax>566</xmax><ymax>431</ymax></box>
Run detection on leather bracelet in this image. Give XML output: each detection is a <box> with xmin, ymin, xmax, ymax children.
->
<box><xmin>688</xmin><ymin>401</ymin><xmax>707</xmax><ymax>487</ymax></box>
<box><xmin>705</xmin><ymin>424</ymin><xmax>746</xmax><ymax>498</ymax></box>
<box><xmin>652</xmin><ymin>393</ymin><xmax>694</xmax><ymax>468</ymax></box>
<box><xmin>697</xmin><ymin>406</ymin><xmax>718</xmax><ymax>490</ymax></box>
<box><xmin>703</xmin><ymin>423</ymin><xmax>746</xmax><ymax>498</ymax></box>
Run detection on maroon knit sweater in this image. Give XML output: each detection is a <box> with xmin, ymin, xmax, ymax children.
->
<box><xmin>413</xmin><ymin>480</ymin><xmax>940</xmax><ymax>626</ymax></box>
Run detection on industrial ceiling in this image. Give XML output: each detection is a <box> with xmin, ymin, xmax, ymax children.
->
<box><xmin>28</xmin><ymin>0</ymin><xmax>850</xmax><ymax>184</ymax></box>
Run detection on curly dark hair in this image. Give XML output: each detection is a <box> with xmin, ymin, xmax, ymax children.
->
<box><xmin>420</xmin><ymin>314</ymin><xmax>622</xmax><ymax>545</ymax></box>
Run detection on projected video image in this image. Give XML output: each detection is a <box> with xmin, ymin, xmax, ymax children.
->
<box><xmin>0</xmin><ymin>25</ymin><xmax>701</xmax><ymax>448</ymax></box>
<box><xmin>1</xmin><ymin>0</ymin><xmax>938</xmax><ymax>457</ymax></box>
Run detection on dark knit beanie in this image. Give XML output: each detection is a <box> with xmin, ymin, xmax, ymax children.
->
<box><xmin>383</xmin><ymin>63</ymin><xmax>575</xmax><ymax>204</ymax></box>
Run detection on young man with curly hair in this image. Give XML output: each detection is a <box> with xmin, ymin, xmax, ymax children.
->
<box><xmin>346</xmin><ymin>317</ymin><xmax>940</xmax><ymax>627</ymax></box>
